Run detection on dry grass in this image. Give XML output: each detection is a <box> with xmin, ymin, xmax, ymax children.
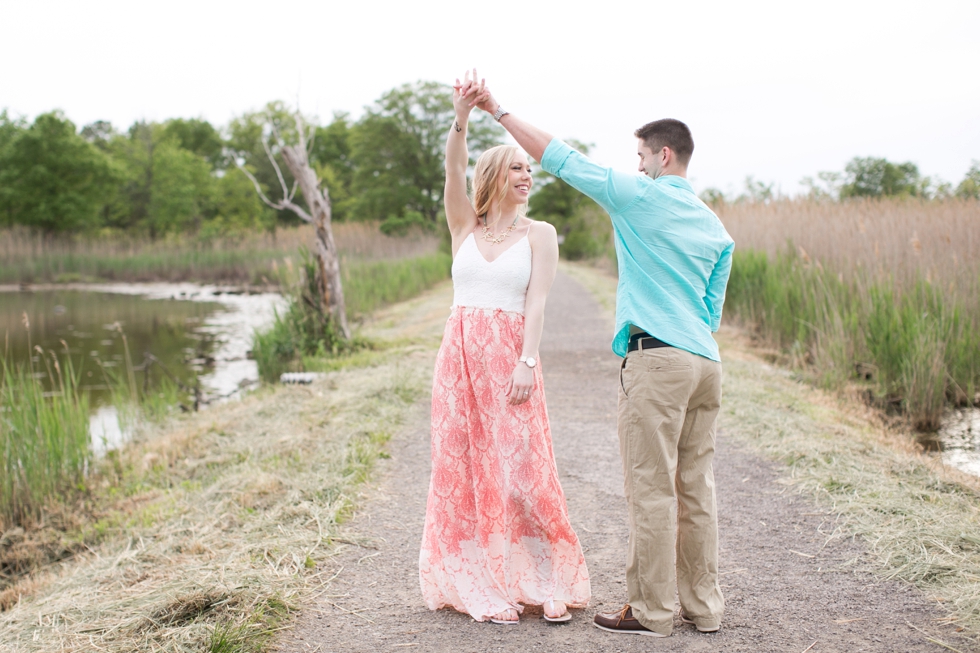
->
<box><xmin>716</xmin><ymin>197</ymin><xmax>980</xmax><ymax>307</ymax></box>
<box><xmin>0</xmin><ymin>330</ymin><xmax>437</xmax><ymax>652</ymax></box>
<box><xmin>716</xmin><ymin>198</ymin><xmax>980</xmax><ymax>429</ymax></box>
<box><xmin>0</xmin><ymin>223</ymin><xmax>441</xmax><ymax>285</ymax></box>
<box><xmin>719</xmin><ymin>332</ymin><xmax>980</xmax><ymax>641</ymax></box>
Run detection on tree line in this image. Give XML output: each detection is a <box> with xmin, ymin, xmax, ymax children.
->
<box><xmin>0</xmin><ymin>82</ymin><xmax>501</xmax><ymax>237</ymax></box>
<box><xmin>702</xmin><ymin>157</ymin><xmax>980</xmax><ymax>204</ymax></box>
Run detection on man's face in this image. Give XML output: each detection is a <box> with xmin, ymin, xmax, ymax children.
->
<box><xmin>637</xmin><ymin>139</ymin><xmax>665</xmax><ymax>179</ymax></box>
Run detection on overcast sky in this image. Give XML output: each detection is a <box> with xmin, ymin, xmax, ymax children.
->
<box><xmin>2</xmin><ymin>0</ymin><xmax>978</xmax><ymax>196</ymax></box>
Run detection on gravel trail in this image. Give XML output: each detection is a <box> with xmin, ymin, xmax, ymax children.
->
<box><xmin>276</xmin><ymin>271</ymin><xmax>964</xmax><ymax>653</ymax></box>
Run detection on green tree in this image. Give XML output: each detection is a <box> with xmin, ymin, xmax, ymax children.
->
<box><xmin>800</xmin><ymin>171</ymin><xmax>842</xmax><ymax>200</ymax></box>
<box><xmin>0</xmin><ymin>111</ymin><xmax>115</xmax><ymax>233</ymax></box>
<box><xmin>228</xmin><ymin>102</ymin><xmax>304</xmax><ymax>230</ymax></box>
<box><xmin>349</xmin><ymin>81</ymin><xmax>502</xmax><ymax>225</ymax></box>
<box><xmin>0</xmin><ymin>111</ymin><xmax>26</xmax><ymax>227</ymax></box>
<box><xmin>311</xmin><ymin>112</ymin><xmax>354</xmax><ymax>221</ymax></box>
<box><xmin>955</xmin><ymin>160</ymin><xmax>980</xmax><ymax>199</ymax></box>
<box><xmin>162</xmin><ymin>118</ymin><xmax>225</xmax><ymax>168</ymax></box>
<box><xmin>739</xmin><ymin>176</ymin><xmax>776</xmax><ymax>203</ymax></box>
<box><xmin>698</xmin><ymin>188</ymin><xmax>726</xmax><ymax>205</ymax></box>
<box><xmin>110</xmin><ymin>121</ymin><xmax>215</xmax><ymax>237</ymax></box>
<box><xmin>839</xmin><ymin>156</ymin><xmax>922</xmax><ymax>198</ymax></box>
<box><xmin>201</xmin><ymin>169</ymin><xmax>276</xmax><ymax>238</ymax></box>
<box><xmin>80</xmin><ymin>120</ymin><xmax>118</xmax><ymax>151</ymax></box>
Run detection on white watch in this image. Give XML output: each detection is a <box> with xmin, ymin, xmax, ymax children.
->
<box><xmin>520</xmin><ymin>356</ymin><xmax>537</xmax><ymax>369</ymax></box>
<box><xmin>493</xmin><ymin>106</ymin><xmax>509</xmax><ymax>122</ymax></box>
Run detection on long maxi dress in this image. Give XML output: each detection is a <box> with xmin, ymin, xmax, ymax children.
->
<box><xmin>419</xmin><ymin>231</ymin><xmax>591</xmax><ymax>622</ymax></box>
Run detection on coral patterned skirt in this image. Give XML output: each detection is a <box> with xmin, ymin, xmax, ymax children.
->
<box><xmin>419</xmin><ymin>306</ymin><xmax>591</xmax><ymax>621</ymax></box>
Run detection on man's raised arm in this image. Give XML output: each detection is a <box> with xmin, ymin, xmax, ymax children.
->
<box><xmin>458</xmin><ymin>82</ymin><xmax>552</xmax><ymax>163</ymax></box>
<box><xmin>460</xmin><ymin>81</ymin><xmax>638</xmax><ymax>216</ymax></box>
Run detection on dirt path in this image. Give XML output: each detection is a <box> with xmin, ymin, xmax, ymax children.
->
<box><xmin>275</xmin><ymin>271</ymin><xmax>964</xmax><ymax>653</ymax></box>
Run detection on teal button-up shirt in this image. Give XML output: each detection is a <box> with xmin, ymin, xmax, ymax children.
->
<box><xmin>541</xmin><ymin>139</ymin><xmax>734</xmax><ymax>361</ymax></box>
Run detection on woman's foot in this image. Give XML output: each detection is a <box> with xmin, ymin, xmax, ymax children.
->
<box><xmin>490</xmin><ymin>608</ymin><xmax>519</xmax><ymax>625</ymax></box>
<box><xmin>543</xmin><ymin>600</ymin><xmax>571</xmax><ymax>623</ymax></box>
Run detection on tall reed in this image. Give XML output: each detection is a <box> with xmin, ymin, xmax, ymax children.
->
<box><xmin>0</xmin><ymin>223</ymin><xmax>441</xmax><ymax>285</ymax></box>
<box><xmin>724</xmin><ymin>244</ymin><xmax>980</xmax><ymax>431</ymax></box>
<box><xmin>0</xmin><ymin>331</ymin><xmax>91</xmax><ymax>529</ymax></box>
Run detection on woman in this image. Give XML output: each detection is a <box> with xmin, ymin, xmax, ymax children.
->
<box><xmin>419</xmin><ymin>71</ymin><xmax>591</xmax><ymax>625</ymax></box>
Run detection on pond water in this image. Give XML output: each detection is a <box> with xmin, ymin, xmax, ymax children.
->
<box><xmin>1</xmin><ymin>284</ymin><xmax>284</xmax><ymax>453</ymax></box>
<box><xmin>940</xmin><ymin>407</ymin><xmax>980</xmax><ymax>477</ymax></box>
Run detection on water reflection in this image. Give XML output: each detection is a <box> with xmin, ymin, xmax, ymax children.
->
<box><xmin>940</xmin><ymin>408</ymin><xmax>980</xmax><ymax>477</ymax></box>
<box><xmin>1</xmin><ymin>284</ymin><xmax>284</xmax><ymax>453</ymax></box>
<box><xmin>1</xmin><ymin>289</ymin><xmax>223</xmax><ymax>404</ymax></box>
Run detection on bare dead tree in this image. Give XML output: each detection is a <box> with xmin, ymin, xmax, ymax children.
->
<box><xmin>235</xmin><ymin>112</ymin><xmax>350</xmax><ymax>340</ymax></box>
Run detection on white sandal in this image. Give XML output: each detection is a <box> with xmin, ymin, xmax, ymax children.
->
<box><xmin>543</xmin><ymin>600</ymin><xmax>571</xmax><ymax>623</ymax></box>
<box><xmin>490</xmin><ymin>608</ymin><xmax>520</xmax><ymax>625</ymax></box>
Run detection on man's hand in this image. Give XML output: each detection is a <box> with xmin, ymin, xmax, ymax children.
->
<box><xmin>453</xmin><ymin>69</ymin><xmax>490</xmax><ymax>119</ymax></box>
<box><xmin>455</xmin><ymin>69</ymin><xmax>553</xmax><ymax>162</ymax></box>
<box><xmin>454</xmin><ymin>68</ymin><xmax>491</xmax><ymax>115</ymax></box>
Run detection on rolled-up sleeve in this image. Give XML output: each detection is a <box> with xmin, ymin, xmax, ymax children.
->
<box><xmin>540</xmin><ymin>139</ymin><xmax>640</xmax><ymax>215</ymax></box>
<box><xmin>704</xmin><ymin>241</ymin><xmax>734</xmax><ymax>332</ymax></box>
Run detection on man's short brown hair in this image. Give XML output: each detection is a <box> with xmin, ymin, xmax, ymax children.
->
<box><xmin>634</xmin><ymin>119</ymin><xmax>694</xmax><ymax>167</ymax></box>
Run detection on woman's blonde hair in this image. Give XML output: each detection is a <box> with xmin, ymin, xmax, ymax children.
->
<box><xmin>471</xmin><ymin>145</ymin><xmax>528</xmax><ymax>221</ymax></box>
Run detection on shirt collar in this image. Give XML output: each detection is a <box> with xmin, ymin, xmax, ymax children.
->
<box><xmin>656</xmin><ymin>175</ymin><xmax>694</xmax><ymax>193</ymax></box>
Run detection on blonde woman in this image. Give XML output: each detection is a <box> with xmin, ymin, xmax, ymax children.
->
<box><xmin>419</xmin><ymin>71</ymin><xmax>591</xmax><ymax>625</ymax></box>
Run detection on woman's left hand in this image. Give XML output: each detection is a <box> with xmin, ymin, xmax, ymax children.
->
<box><xmin>507</xmin><ymin>362</ymin><xmax>535</xmax><ymax>405</ymax></box>
<box><xmin>453</xmin><ymin>69</ymin><xmax>489</xmax><ymax>117</ymax></box>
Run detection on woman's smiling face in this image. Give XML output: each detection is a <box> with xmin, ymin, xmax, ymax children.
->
<box><xmin>504</xmin><ymin>151</ymin><xmax>533</xmax><ymax>205</ymax></box>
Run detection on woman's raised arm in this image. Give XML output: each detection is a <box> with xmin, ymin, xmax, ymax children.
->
<box><xmin>444</xmin><ymin>71</ymin><xmax>488</xmax><ymax>253</ymax></box>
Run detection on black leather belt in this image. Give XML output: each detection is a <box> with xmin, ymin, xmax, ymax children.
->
<box><xmin>628</xmin><ymin>332</ymin><xmax>670</xmax><ymax>352</ymax></box>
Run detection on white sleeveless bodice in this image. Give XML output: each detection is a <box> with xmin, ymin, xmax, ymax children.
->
<box><xmin>451</xmin><ymin>233</ymin><xmax>532</xmax><ymax>314</ymax></box>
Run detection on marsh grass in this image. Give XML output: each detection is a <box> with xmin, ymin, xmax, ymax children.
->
<box><xmin>719</xmin><ymin>198</ymin><xmax>980</xmax><ymax>430</ymax></box>
<box><xmin>0</xmin><ymin>343</ymin><xmax>431</xmax><ymax>651</ymax></box>
<box><xmin>0</xmin><ymin>336</ymin><xmax>91</xmax><ymax>529</ymax></box>
<box><xmin>0</xmin><ymin>223</ymin><xmax>440</xmax><ymax>285</ymax></box>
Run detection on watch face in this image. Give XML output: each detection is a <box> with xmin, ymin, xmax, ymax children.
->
<box><xmin>525</xmin><ymin>357</ymin><xmax>537</xmax><ymax>368</ymax></box>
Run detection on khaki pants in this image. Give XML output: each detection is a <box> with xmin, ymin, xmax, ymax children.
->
<box><xmin>618</xmin><ymin>346</ymin><xmax>724</xmax><ymax>635</ymax></box>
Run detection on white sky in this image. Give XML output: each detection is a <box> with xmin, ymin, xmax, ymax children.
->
<box><xmin>2</xmin><ymin>0</ymin><xmax>978</xmax><ymax>196</ymax></box>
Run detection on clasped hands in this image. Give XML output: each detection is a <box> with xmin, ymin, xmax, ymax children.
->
<box><xmin>453</xmin><ymin>68</ymin><xmax>497</xmax><ymax>118</ymax></box>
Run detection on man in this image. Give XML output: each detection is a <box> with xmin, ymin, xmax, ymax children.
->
<box><xmin>462</xmin><ymin>79</ymin><xmax>734</xmax><ymax>637</ymax></box>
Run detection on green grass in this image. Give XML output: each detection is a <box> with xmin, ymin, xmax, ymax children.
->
<box><xmin>252</xmin><ymin>252</ymin><xmax>451</xmax><ymax>382</ymax></box>
<box><xmin>0</xmin><ymin>345</ymin><xmax>91</xmax><ymax>528</ymax></box>
<box><xmin>725</xmin><ymin>248</ymin><xmax>980</xmax><ymax>430</ymax></box>
<box><xmin>343</xmin><ymin>252</ymin><xmax>452</xmax><ymax>318</ymax></box>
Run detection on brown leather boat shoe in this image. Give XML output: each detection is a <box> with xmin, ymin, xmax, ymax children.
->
<box><xmin>592</xmin><ymin>605</ymin><xmax>667</xmax><ymax>637</ymax></box>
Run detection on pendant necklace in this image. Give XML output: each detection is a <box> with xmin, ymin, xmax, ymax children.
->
<box><xmin>481</xmin><ymin>213</ymin><xmax>519</xmax><ymax>245</ymax></box>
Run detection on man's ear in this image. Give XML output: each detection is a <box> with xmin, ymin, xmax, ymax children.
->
<box><xmin>661</xmin><ymin>146</ymin><xmax>673</xmax><ymax>167</ymax></box>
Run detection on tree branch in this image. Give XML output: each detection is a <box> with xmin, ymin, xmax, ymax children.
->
<box><xmin>280</xmin><ymin>197</ymin><xmax>314</xmax><ymax>223</ymax></box>
<box><xmin>234</xmin><ymin>159</ymin><xmax>286</xmax><ymax>212</ymax></box>
<box><xmin>263</xmin><ymin>136</ymin><xmax>292</xmax><ymax>200</ymax></box>
<box><xmin>234</xmin><ymin>153</ymin><xmax>313</xmax><ymax>223</ymax></box>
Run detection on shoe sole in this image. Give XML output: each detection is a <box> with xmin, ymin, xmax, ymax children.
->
<box><xmin>543</xmin><ymin>613</ymin><xmax>572</xmax><ymax>623</ymax></box>
<box><xmin>593</xmin><ymin>622</ymin><xmax>667</xmax><ymax>637</ymax></box>
<box><xmin>489</xmin><ymin>618</ymin><xmax>519</xmax><ymax>625</ymax></box>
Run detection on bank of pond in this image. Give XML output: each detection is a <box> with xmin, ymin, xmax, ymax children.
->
<box><xmin>0</xmin><ymin>285</ymin><xmax>283</xmax><ymax>527</ymax></box>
